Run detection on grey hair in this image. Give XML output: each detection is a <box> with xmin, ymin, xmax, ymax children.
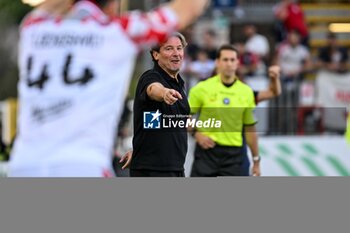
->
<box><xmin>150</xmin><ymin>32</ymin><xmax>188</xmax><ymax>62</ymax></box>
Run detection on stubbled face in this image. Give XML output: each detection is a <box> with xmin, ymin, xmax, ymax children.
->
<box><xmin>216</xmin><ymin>49</ymin><xmax>239</xmax><ymax>78</ymax></box>
<box><xmin>244</xmin><ymin>25</ymin><xmax>255</xmax><ymax>38</ymax></box>
<box><xmin>153</xmin><ymin>36</ymin><xmax>184</xmax><ymax>75</ymax></box>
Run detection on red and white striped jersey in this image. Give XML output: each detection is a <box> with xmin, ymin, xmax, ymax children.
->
<box><xmin>10</xmin><ymin>0</ymin><xmax>178</xmax><ymax>172</ymax></box>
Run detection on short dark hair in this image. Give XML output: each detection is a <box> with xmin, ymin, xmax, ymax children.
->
<box><xmin>216</xmin><ymin>44</ymin><xmax>239</xmax><ymax>59</ymax></box>
<box><xmin>150</xmin><ymin>32</ymin><xmax>188</xmax><ymax>62</ymax></box>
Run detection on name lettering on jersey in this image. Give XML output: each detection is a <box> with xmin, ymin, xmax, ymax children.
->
<box><xmin>33</xmin><ymin>33</ymin><xmax>104</xmax><ymax>48</ymax></box>
<box><xmin>32</xmin><ymin>100</ymin><xmax>73</xmax><ymax>123</ymax></box>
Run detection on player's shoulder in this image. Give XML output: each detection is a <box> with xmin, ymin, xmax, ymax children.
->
<box><xmin>20</xmin><ymin>9</ymin><xmax>54</xmax><ymax>29</ymax></box>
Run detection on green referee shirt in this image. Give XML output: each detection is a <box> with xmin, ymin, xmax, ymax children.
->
<box><xmin>189</xmin><ymin>75</ymin><xmax>257</xmax><ymax>147</ymax></box>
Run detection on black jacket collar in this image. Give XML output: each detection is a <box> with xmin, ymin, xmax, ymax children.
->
<box><xmin>153</xmin><ymin>63</ymin><xmax>185</xmax><ymax>87</ymax></box>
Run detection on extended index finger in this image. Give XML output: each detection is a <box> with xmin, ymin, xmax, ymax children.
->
<box><xmin>173</xmin><ymin>91</ymin><xmax>183</xmax><ymax>100</ymax></box>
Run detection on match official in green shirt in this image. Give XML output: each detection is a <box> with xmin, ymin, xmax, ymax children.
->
<box><xmin>189</xmin><ymin>44</ymin><xmax>260</xmax><ymax>176</ymax></box>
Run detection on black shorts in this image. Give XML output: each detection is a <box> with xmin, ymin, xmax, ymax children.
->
<box><xmin>130</xmin><ymin>169</ymin><xmax>185</xmax><ymax>177</ymax></box>
<box><xmin>190</xmin><ymin>144</ymin><xmax>245</xmax><ymax>177</ymax></box>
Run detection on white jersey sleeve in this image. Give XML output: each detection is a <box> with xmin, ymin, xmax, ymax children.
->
<box><xmin>116</xmin><ymin>7</ymin><xmax>179</xmax><ymax>48</ymax></box>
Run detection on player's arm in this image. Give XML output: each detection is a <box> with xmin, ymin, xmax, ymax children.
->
<box><xmin>167</xmin><ymin>0</ymin><xmax>211</xmax><ymax>30</ymax></box>
<box><xmin>36</xmin><ymin>0</ymin><xmax>73</xmax><ymax>15</ymax></box>
<box><xmin>245</xmin><ymin>125</ymin><xmax>260</xmax><ymax>176</ymax></box>
<box><xmin>120</xmin><ymin>1</ymin><xmax>210</xmax><ymax>46</ymax></box>
<box><xmin>256</xmin><ymin>65</ymin><xmax>281</xmax><ymax>103</ymax></box>
<box><xmin>147</xmin><ymin>82</ymin><xmax>182</xmax><ymax>105</ymax></box>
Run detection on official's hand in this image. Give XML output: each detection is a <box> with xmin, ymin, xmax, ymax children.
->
<box><xmin>268</xmin><ymin>65</ymin><xmax>281</xmax><ymax>80</ymax></box>
<box><xmin>119</xmin><ymin>150</ymin><xmax>132</xmax><ymax>170</ymax></box>
<box><xmin>163</xmin><ymin>88</ymin><xmax>182</xmax><ymax>105</ymax></box>
<box><xmin>252</xmin><ymin>162</ymin><xmax>261</xmax><ymax>176</ymax></box>
<box><xmin>195</xmin><ymin>132</ymin><xmax>216</xmax><ymax>149</ymax></box>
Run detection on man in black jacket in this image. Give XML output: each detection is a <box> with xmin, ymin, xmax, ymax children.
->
<box><xmin>122</xmin><ymin>33</ymin><xmax>189</xmax><ymax>177</ymax></box>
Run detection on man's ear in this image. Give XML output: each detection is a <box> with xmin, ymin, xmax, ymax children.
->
<box><xmin>152</xmin><ymin>51</ymin><xmax>160</xmax><ymax>61</ymax></box>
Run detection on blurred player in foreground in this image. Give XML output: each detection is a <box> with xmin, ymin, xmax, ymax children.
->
<box><xmin>9</xmin><ymin>0</ymin><xmax>210</xmax><ymax>177</ymax></box>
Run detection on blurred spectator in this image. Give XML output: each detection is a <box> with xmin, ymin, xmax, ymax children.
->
<box><xmin>202</xmin><ymin>29</ymin><xmax>218</xmax><ymax>60</ymax></box>
<box><xmin>188</xmin><ymin>49</ymin><xmax>215</xmax><ymax>84</ymax></box>
<box><xmin>317</xmin><ymin>33</ymin><xmax>348</xmax><ymax>74</ymax></box>
<box><xmin>243</xmin><ymin>24</ymin><xmax>270</xmax><ymax>60</ymax></box>
<box><xmin>274</xmin><ymin>0</ymin><xmax>309</xmax><ymax>47</ymax></box>
<box><xmin>243</xmin><ymin>24</ymin><xmax>269</xmax><ymax>75</ymax></box>
<box><xmin>274</xmin><ymin>29</ymin><xmax>312</xmax><ymax>134</ymax></box>
<box><xmin>275</xmin><ymin>30</ymin><xmax>312</xmax><ymax>82</ymax></box>
<box><xmin>234</xmin><ymin>41</ymin><xmax>260</xmax><ymax>79</ymax></box>
<box><xmin>181</xmin><ymin>26</ymin><xmax>201</xmax><ymax>92</ymax></box>
<box><xmin>182</xmin><ymin>26</ymin><xmax>200</xmax><ymax>61</ymax></box>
